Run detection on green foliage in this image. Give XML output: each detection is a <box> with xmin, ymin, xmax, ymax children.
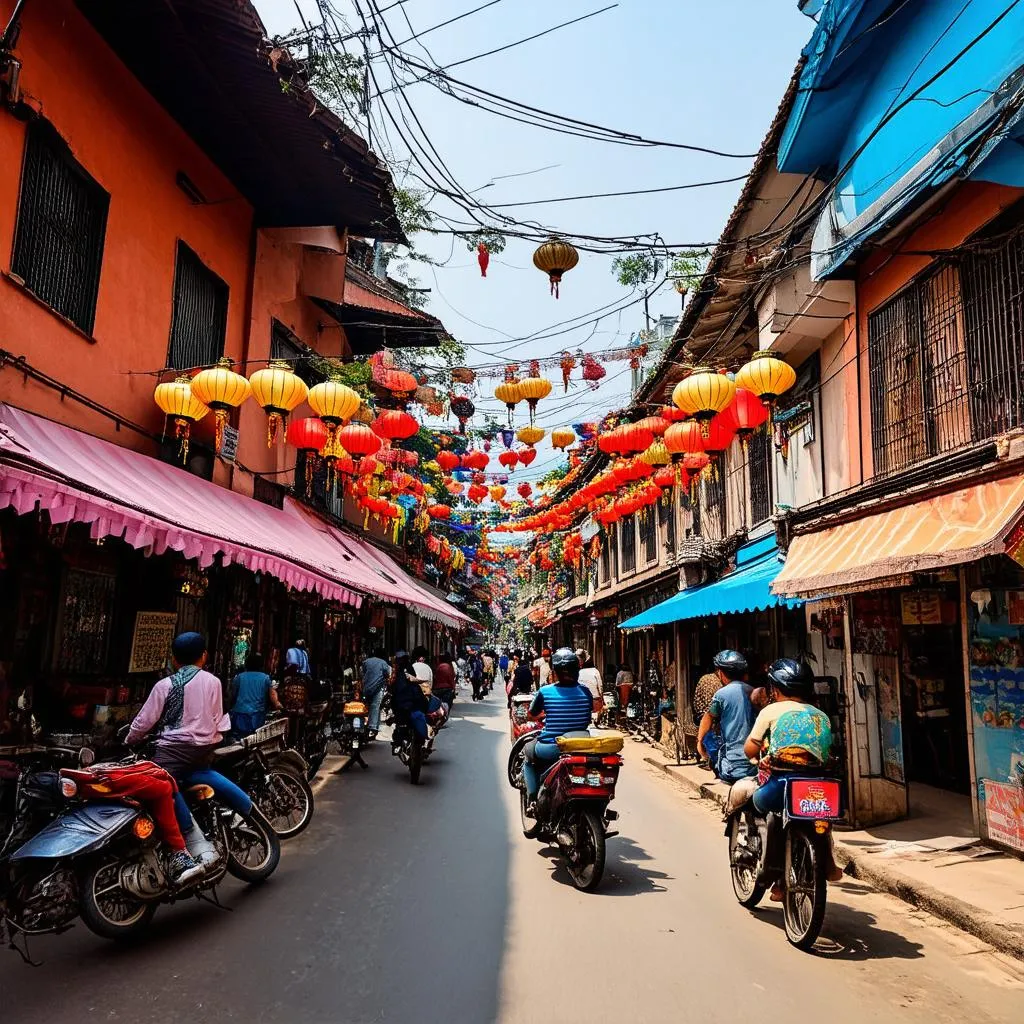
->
<box><xmin>539</xmin><ymin>463</ymin><xmax>569</xmax><ymax>487</ymax></box>
<box><xmin>612</xmin><ymin>249</ymin><xmax>709</xmax><ymax>289</ymax></box>
<box><xmin>306</xmin><ymin>355</ymin><xmax>374</xmax><ymax>400</ymax></box>
<box><xmin>463</xmin><ymin>228</ymin><xmax>507</xmax><ymax>256</ymax></box>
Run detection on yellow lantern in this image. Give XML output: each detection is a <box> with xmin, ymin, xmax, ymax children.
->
<box><xmin>494</xmin><ymin>379</ymin><xmax>523</xmax><ymax>424</ymax></box>
<box><xmin>489</xmin><ymin>484</ymin><xmax>506</xmax><ymax>503</ymax></box>
<box><xmin>533</xmin><ymin>238</ymin><xmax>579</xmax><ymax>298</ymax></box>
<box><xmin>516</xmin><ymin>425</ymin><xmax>545</xmax><ymax>447</ymax></box>
<box><xmin>550</xmin><ymin>427</ymin><xmax>575</xmax><ymax>450</ymax></box>
<box><xmin>640</xmin><ymin>439</ymin><xmax>670</xmax><ymax>466</ymax></box>
<box><xmin>248</xmin><ymin>360</ymin><xmax>309</xmax><ymax>446</ymax></box>
<box><xmin>735</xmin><ymin>350</ymin><xmax>797</xmax><ymax>412</ymax></box>
<box><xmin>189</xmin><ymin>357</ymin><xmax>251</xmax><ymax>453</ymax></box>
<box><xmin>308</xmin><ymin>379</ymin><xmax>361</xmax><ymax>440</ymax></box>
<box><xmin>672</xmin><ymin>368</ymin><xmax>736</xmax><ymax>435</ymax></box>
<box><xmin>517</xmin><ymin>375</ymin><xmax>553</xmax><ymax>424</ymax></box>
<box><xmin>154</xmin><ymin>375</ymin><xmax>209</xmax><ymax>462</ymax></box>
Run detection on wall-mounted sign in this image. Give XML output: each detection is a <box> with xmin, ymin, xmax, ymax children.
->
<box><xmin>901</xmin><ymin>591</ymin><xmax>942</xmax><ymax>625</ymax></box>
<box><xmin>128</xmin><ymin>611</ymin><xmax>178</xmax><ymax>674</ymax></box>
<box><xmin>984</xmin><ymin>780</ymin><xmax>1024</xmax><ymax>852</ymax></box>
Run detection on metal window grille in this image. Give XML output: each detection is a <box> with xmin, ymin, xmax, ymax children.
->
<box><xmin>167</xmin><ymin>242</ymin><xmax>229</xmax><ymax>369</ymax></box>
<box><xmin>682</xmin><ymin>483</ymin><xmax>701</xmax><ymax>537</ymax></box>
<box><xmin>600</xmin><ymin>532</ymin><xmax>611</xmax><ymax>582</ymax></box>
<box><xmin>660</xmin><ymin>488</ymin><xmax>676</xmax><ymax>550</ymax></box>
<box><xmin>620</xmin><ymin>515</ymin><xmax>636</xmax><ymax>573</ymax></box>
<box><xmin>748</xmin><ymin>428</ymin><xmax>773</xmax><ymax>524</ymax></box>
<box><xmin>12</xmin><ymin>120</ymin><xmax>109</xmax><ymax>333</ymax></box>
<box><xmin>253</xmin><ymin>475</ymin><xmax>286</xmax><ymax>509</ymax></box>
<box><xmin>57</xmin><ymin>569</ymin><xmax>116</xmax><ymax>673</ymax></box>
<box><xmin>271</xmin><ymin>322</ymin><xmax>326</xmax><ymax>387</ymax></box>
<box><xmin>705</xmin><ymin>468</ymin><xmax>726</xmax><ymax>537</ymax></box>
<box><xmin>640</xmin><ymin>506</ymin><xmax>657</xmax><ymax>563</ymax></box>
<box><xmin>610</xmin><ymin>523</ymin><xmax>619</xmax><ymax>577</ymax></box>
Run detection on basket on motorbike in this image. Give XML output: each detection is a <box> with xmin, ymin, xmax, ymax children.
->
<box><xmin>343</xmin><ymin>701</ymin><xmax>369</xmax><ymax>716</ymax></box>
<box><xmin>555</xmin><ymin>730</ymin><xmax>625</xmax><ymax>754</ymax></box>
<box><xmin>241</xmin><ymin>717</ymin><xmax>289</xmax><ymax>750</ymax></box>
<box><xmin>510</xmin><ymin>694</ymin><xmax>533</xmax><ymax>724</ymax></box>
<box><xmin>280</xmin><ymin>679</ymin><xmax>308</xmax><ymax>712</ymax></box>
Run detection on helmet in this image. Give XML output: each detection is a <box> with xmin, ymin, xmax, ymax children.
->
<box><xmin>713</xmin><ymin>650</ymin><xmax>748</xmax><ymax>678</ymax></box>
<box><xmin>766</xmin><ymin>658</ymin><xmax>814</xmax><ymax>697</ymax></box>
<box><xmin>550</xmin><ymin>647</ymin><xmax>580</xmax><ymax>676</ymax></box>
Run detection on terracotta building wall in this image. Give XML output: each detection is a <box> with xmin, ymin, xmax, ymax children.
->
<box><xmin>0</xmin><ymin>0</ymin><xmax>254</xmax><ymax>460</ymax></box>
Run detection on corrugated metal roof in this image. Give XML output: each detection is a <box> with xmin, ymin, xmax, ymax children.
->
<box><xmin>76</xmin><ymin>0</ymin><xmax>404</xmax><ymax>240</ymax></box>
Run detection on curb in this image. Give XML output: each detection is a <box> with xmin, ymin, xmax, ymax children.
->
<box><xmin>310</xmin><ymin>754</ymin><xmax>352</xmax><ymax>796</ymax></box>
<box><xmin>643</xmin><ymin>756</ymin><xmax>1024</xmax><ymax>964</ymax></box>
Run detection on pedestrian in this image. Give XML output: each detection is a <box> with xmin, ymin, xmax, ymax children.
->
<box><xmin>284</xmin><ymin>637</ymin><xmax>312</xmax><ymax>678</ymax></box>
<box><xmin>456</xmin><ymin>652</ymin><xmax>469</xmax><ymax>690</ymax></box>
<box><xmin>433</xmin><ymin>651</ymin><xmax>457</xmax><ymax>708</ymax></box>
<box><xmin>228</xmin><ymin>652</ymin><xmax>281</xmax><ymax>738</ymax></box>
<box><xmin>533</xmin><ymin>648</ymin><xmax>552</xmax><ymax>689</ymax></box>
<box><xmin>696</xmin><ymin>651</ymin><xmax>755</xmax><ymax>783</ymax></box>
<box><xmin>360</xmin><ymin>645</ymin><xmax>391</xmax><ymax>740</ymax></box>
<box><xmin>498</xmin><ymin>650</ymin><xmax>510</xmax><ymax>676</ymax></box>
<box><xmin>482</xmin><ymin>649</ymin><xmax>495</xmax><ymax>690</ymax></box>
<box><xmin>470</xmin><ymin>650</ymin><xmax>485</xmax><ymax>700</ymax></box>
<box><xmin>576</xmin><ymin>649</ymin><xmax>604</xmax><ymax>723</ymax></box>
<box><xmin>615</xmin><ymin>662</ymin><xmax>634</xmax><ymax>723</ymax></box>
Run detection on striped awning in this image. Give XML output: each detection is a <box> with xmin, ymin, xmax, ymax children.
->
<box><xmin>772</xmin><ymin>474</ymin><xmax>1024</xmax><ymax>599</ymax></box>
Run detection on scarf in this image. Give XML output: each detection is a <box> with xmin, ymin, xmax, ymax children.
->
<box><xmin>157</xmin><ymin>664</ymin><xmax>201</xmax><ymax>733</ymax></box>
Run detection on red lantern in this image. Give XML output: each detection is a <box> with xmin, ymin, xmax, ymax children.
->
<box><xmin>664</xmin><ymin>420</ymin><xmax>705</xmax><ymax>458</ymax></box>
<box><xmin>463</xmin><ymin>449</ymin><xmax>489</xmax><ymax>471</ymax></box>
<box><xmin>498</xmin><ymin>450</ymin><xmax>518</xmax><ymax>471</ymax></box>
<box><xmin>660</xmin><ymin>405</ymin><xmax>687</xmax><ymax>422</ymax></box>
<box><xmin>617</xmin><ymin>423</ymin><xmax>654</xmax><ymax>454</ymax></box>
<box><xmin>517</xmin><ymin>482</ymin><xmax>532</xmax><ymax>499</ymax></box>
<box><xmin>731</xmin><ymin>388</ymin><xmax>769</xmax><ymax>441</ymax></box>
<box><xmin>597</xmin><ymin>427</ymin><xmax>623</xmax><ymax>455</ymax></box>
<box><xmin>286</xmin><ymin>416</ymin><xmax>329</xmax><ymax>453</ymax></box>
<box><xmin>654</xmin><ymin>466</ymin><xmax>676</xmax><ymax>489</ymax></box>
<box><xmin>635</xmin><ymin>416</ymin><xmax>670</xmax><ymax>437</ymax></box>
<box><xmin>356</xmin><ymin>456</ymin><xmax>380</xmax><ymax>476</ymax></box>
<box><xmin>468</xmin><ymin>484</ymin><xmax>487</xmax><ymax>504</ymax></box>
<box><xmin>704</xmin><ymin>407</ymin><xmax>737</xmax><ymax>457</ymax></box>
<box><xmin>682</xmin><ymin>452</ymin><xmax>711</xmax><ymax>489</ymax></box>
<box><xmin>437</xmin><ymin>450</ymin><xmax>459</xmax><ymax>473</ymax></box>
<box><xmin>477</xmin><ymin>242</ymin><xmax>490</xmax><ymax>277</ymax></box>
<box><xmin>337</xmin><ymin>422</ymin><xmax>382</xmax><ymax>458</ymax></box>
<box><xmin>428</xmin><ymin>505</ymin><xmax>451</xmax><ymax>519</ymax></box>
<box><xmin>372</xmin><ymin>409</ymin><xmax>418</xmax><ymax>442</ymax></box>
<box><xmin>518</xmin><ymin>448</ymin><xmax>537</xmax><ymax>468</ymax></box>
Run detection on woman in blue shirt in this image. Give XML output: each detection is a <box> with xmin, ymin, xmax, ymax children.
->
<box><xmin>229</xmin><ymin>652</ymin><xmax>281</xmax><ymax>738</ymax></box>
<box><xmin>522</xmin><ymin>648</ymin><xmax>594</xmax><ymax>804</ymax></box>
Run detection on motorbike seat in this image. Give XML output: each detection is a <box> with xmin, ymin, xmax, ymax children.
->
<box><xmin>186</xmin><ymin>784</ymin><xmax>215</xmax><ymax>800</ymax></box>
<box><xmin>211</xmin><ymin>743</ymin><xmax>246</xmax><ymax>763</ymax></box>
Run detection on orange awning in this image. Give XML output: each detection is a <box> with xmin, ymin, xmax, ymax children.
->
<box><xmin>772</xmin><ymin>474</ymin><xmax>1024</xmax><ymax>599</ymax></box>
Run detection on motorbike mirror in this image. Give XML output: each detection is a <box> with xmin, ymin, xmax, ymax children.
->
<box><xmin>78</xmin><ymin>746</ymin><xmax>95</xmax><ymax>767</ymax></box>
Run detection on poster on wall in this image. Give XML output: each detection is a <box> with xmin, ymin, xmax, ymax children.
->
<box><xmin>983</xmin><ymin>780</ymin><xmax>1024</xmax><ymax>852</ymax></box>
<box><xmin>127</xmin><ymin>611</ymin><xmax>178</xmax><ymax>674</ymax></box>
<box><xmin>851</xmin><ymin>595</ymin><xmax>900</xmax><ymax>655</ymax></box>
<box><xmin>877</xmin><ymin>664</ymin><xmax>905</xmax><ymax>784</ymax></box>
<box><xmin>900</xmin><ymin>591</ymin><xmax>942</xmax><ymax>625</ymax></box>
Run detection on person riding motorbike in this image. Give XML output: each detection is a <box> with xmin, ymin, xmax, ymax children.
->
<box><xmin>696</xmin><ymin>650</ymin><xmax>754</xmax><ymax>782</ymax></box>
<box><xmin>735</xmin><ymin>658</ymin><xmax>842</xmax><ymax>897</ymax></box>
<box><xmin>390</xmin><ymin>650</ymin><xmax>429</xmax><ymax>744</ymax></box>
<box><xmin>521</xmin><ymin>648</ymin><xmax>594</xmax><ymax>810</ymax></box>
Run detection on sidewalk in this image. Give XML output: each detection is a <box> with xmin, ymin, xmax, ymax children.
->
<box><xmin>643</xmin><ymin>753</ymin><xmax>1024</xmax><ymax>963</ymax></box>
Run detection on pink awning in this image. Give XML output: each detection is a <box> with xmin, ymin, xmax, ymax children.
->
<box><xmin>0</xmin><ymin>404</ymin><xmax>373</xmax><ymax>604</ymax></box>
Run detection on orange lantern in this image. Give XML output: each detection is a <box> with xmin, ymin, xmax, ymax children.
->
<box><xmin>154</xmin><ymin>375</ymin><xmax>209</xmax><ymax>462</ymax></box>
<box><xmin>189</xmin><ymin>357</ymin><xmax>251</xmax><ymax>453</ymax></box>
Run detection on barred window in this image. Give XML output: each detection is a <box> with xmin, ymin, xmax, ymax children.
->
<box><xmin>271</xmin><ymin>321</ymin><xmax>326</xmax><ymax>387</ymax></box>
<box><xmin>600</xmin><ymin>531</ymin><xmax>611</xmax><ymax>583</ymax></box>
<box><xmin>620</xmin><ymin>515</ymin><xmax>636</xmax><ymax>573</ymax></box>
<box><xmin>640</xmin><ymin>506</ymin><xmax>657</xmax><ymax>563</ymax></box>
<box><xmin>748</xmin><ymin>429</ymin><xmax>773</xmax><ymax>524</ymax></box>
<box><xmin>660</xmin><ymin>488</ymin><xmax>676</xmax><ymax>550</ymax></box>
<box><xmin>705</xmin><ymin>468</ymin><xmax>726</xmax><ymax>538</ymax></box>
<box><xmin>57</xmin><ymin>569</ymin><xmax>116</xmax><ymax>673</ymax></box>
<box><xmin>12</xmin><ymin>120</ymin><xmax>109</xmax><ymax>333</ymax></box>
<box><xmin>167</xmin><ymin>242</ymin><xmax>228</xmax><ymax>369</ymax></box>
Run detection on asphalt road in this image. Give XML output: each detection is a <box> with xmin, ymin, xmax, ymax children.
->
<box><xmin>2</xmin><ymin>694</ymin><xmax>1022</xmax><ymax>1023</ymax></box>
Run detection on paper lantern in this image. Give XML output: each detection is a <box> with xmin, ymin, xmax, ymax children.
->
<box><xmin>249</xmin><ymin>360</ymin><xmax>309</xmax><ymax>446</ymax></box>
<box><xmin>517</xmin><ymin>482</ymin><xmax>533</xmax><ymax>499</ymax></box>
<box><xmin>463</xmin><ymin>449</ymin><xmax>489</xmax><ymax>471</ymax></box>
<box><xmin>551</xmin><ymin>428</ymin><xmax>575</xmax><ymax>450</ymax></box>
<box><xmin>635</xmin><ymin>415</ymin><xmax>669</xmax><ymax>437</ymax></box>
<box><xmin>336</xmin><ymin>422</ymin><xmax>382</xmax><ymax>459</ymax></box>
<box><xmin>731</xmin><ymin>387</ymin><xmax>770</xmax><ymax>442</ymax></box>
<box><xmin>654</xmin><ymin>466</ymin><xmax>676</xmax><ymax>489</ymax></box>
<box><xmin>437</xmin><ymin>450</ymin><xmax>460</xmax><ymax>473</ymax></box>
<box><xmin>500</xmin><ymin>426</ymin><xmax>515</xmax><ymax>449</ymax></box>
<box><xmin>189</xmin><ymin>357</ymin><xmax>251</xmax><ymax>453</ymax></box>
<box><xmin>516</xmin><ymin>425</ymin><xmax>545</xmax><ymax>447</ymax></box>
<box><xmin>498</xmin><ymin>450</ymin><xmax>518</xmax><ymax>471</ymax></box>
<box><xmin>704</xmin><ymin>407</ymin><xmax>737</xmax><ymax>457</ymax></box>
<box><xmin>468</xmin><ymin>484</ymin><xmax>487</xmax><ymax>504</ymax></box>
<box><xmin>735</xmin><ymin>350</ymin><xmax>797</xmax><ymax>413</ymax></box>
<box><xmin>450</xmin><ymin>395</ymin><xmax>475</xmax><ymax>434</ymax></box>
<box><xmin>517</xmin><ymin>376</ymin><xmax>553</xmax><ymax>424</ymax></box>
<box><xmin>287</xmin><ymin>417</ymin><xmax>329</xmax><ymax>488</ymax></box>
<box><xmin>308</xmin><ymin>380</ymin><xmax>361</xmax><ymax>437</ymax></box>
<box><xmin>372</xmin><ymin>409</ymin><xmax>419</xmax><ymax>442</ymax></box>
<box><xmin>154</xmin><ymin>375</ymin><xmax>209</xmax><ymax>462</ymax></box>
<box><xmin>428</xmin><ymin>504</ymin><xmax>451</xmax><ymax>519</ymax></box>
<box><xmin>494</xmin><ymin>379</ymin><xmax>522</xmax><ymax>425</ymax></box>
<box><xmin>518</xmin><ymin>447</ymin><xmax>537</xmax><ymax>467</ymax></box>
<box><xmin>477</xmin><ymin>243</ymin><xmax>489</xmax><ymax>277</ymax></box>
<box><xmin>664</xmin><ymin>420</ymin><xmax>705</xmax><ymax>458</ymax></box>
<box><xmin>598</xmin><ymin>427</ymin><xmax>624</xmax><ymax>455</ymax></box>
<box><xmin>672</xmin><ymin>368</ymin><xmax>736</xmax><ymax>434</ymax></box>
<box><xmin>640</xmin><ymin>440</ymin><xmax>670</xmax><ymax>466</ymax></box>
<box><xmin>489</xmin><ymin>485</ymin><xmax>506</xmax><ymax>502</ymax></box>
<box><xmin>533</xmin><ymin>238</ymin><xmax>579</xmax><ymax>298</ymax></box>
<box><xmin>617</xmin><ymin>423</ymin><xmax>654</xmax><ymax>454</ymax></box>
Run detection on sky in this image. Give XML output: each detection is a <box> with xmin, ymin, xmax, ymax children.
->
<box><xmin>257</xmin><ymin>0</ymin><xmax>814</xmax><ymax>488</ymax></box>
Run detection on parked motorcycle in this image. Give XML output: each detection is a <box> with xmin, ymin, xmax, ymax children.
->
<box><xmin>726</xmin><ymin>774</ymin><xmax>843</xmax><ymax>949</ymax></box>
<box><xmin>513</xmin><ymin>731</ymin><xmax>624</xmax><ymax>892</ymax></box>
<box><xmin>332</xmin><ymin>697</ymin><xmax>371</xmax><ymax>770</ymax></box>
<box><xmin>214</xmin><ymin>718</ymin><xmax>314</xmax><ymax>839</ymax></box>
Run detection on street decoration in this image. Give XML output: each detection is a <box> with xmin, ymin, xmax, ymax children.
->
<box><xmin>449</xmin><ymin>395</ymin><xmax>475</xmax><ymax>433</ymax></box>
<box><xmin>436</xmin><ymin>450</ymin><xmax>460</xmax><ymax>473</ymax></box>
<box><xmin>286</xmin><ymin>416</ymin><xmax>329</xmax><ymax>487</ymax></box>
<box><xmin>671</xmin><ymin>367</ymin><xmax>736</xmax><ymax>435</ymax></box>
<box><xmin>516</xmin><ymin>425</ymin><xmax>545</xmax><ymax>448</ymax></box>
<box><xmin>372</xmin><ymin>409</ymin><xmax>419</xmax><ymax>443</ymax></box>
<box><xmin>551</xmin><ymin>428</ymin><xmax>575</xmax><ymax>450</ymax></box>
<box><xmin>477</xmin><ymin>242</ymin><xmax>490</xmax><ymax>277</ymax></box>
<box><xmin>581</xmin><ymin>354</ymin><xmax>606</xmax><ymax>388</ymax></box>
<box><xmin>560</xmin><ymin>352</ymin><xmax>576</xmax><ymax>391</ymax></box>
<box><xmin>249</xmin><ymin>360</ymin><xmax>308</xmax><ymax>446</ymax></box>
<box><xmin>308</xmin><ymin>379</ymin><xmax>361</xmax><ymax>442</ymax></box>
<box><xmin>664</xmin><ymin>420</ymin><xmax>706</xmax><ymax>458</ymax></box>
<box><xmin>735</xmin><ymin>349</ymin><xmax>797</xmax><ymax>414</ymax></box>
<box><xmin>188</xmin><ymin>357</ymin><xmax>250</xmax><ymax>453</ymax></box>
<box><xmin>731</xmin><ymin>387</ymin><xmax>770</xmax><ymax>445</ymax></box>
<box><xmin>154</xmin><ymin>375</ymin><xmax>208</xmax><ymax>462</ymax></box>
<box><xmin>532</xmin><ymin>237</ymin><xmax>579</xmax><ymax>297</ymax></box>
<box><xmin>337</xmin><ymin>422</ymin><xmax>382</xmax><ymax>459</ymax></box>
<box><xmin>498</xmin><ymin>450</ymin><xmax>518</xmax><ymax>470</ymax></box>
<box><xmin>494</xmin><ymin>376</ymin><xmax>522</xmax><ymax>425</ymax></box>
<box><xmin>517</xmin><ymin>367</ymin><xmax>552</xmax><ymax>424</ymax></box>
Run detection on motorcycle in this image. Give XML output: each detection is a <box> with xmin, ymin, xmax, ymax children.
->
<box><xmin>332</xmin><ymin>697</ymin><xmax>371</xmax><ymax>770</ymax></box>
<box><xmin>392</xmin><ymin>699</ymin><xmax>448</xmax><ymax>784</ymax></box>
<box><xmin>0</xmin><ymin>744</ymin><xmax>92</xmax><ymax>946</ymax></box>
<box><xmin>513</xmin><ymin>730</ymin><xmax>624</xmax><ymax>892</ymax></box>
<box><xmin>8</xmin><ymin>756</ymin><xmax>280</xmax><ymax>942</ymax></box>
<box><xmin>213</xmin><ymin>719</ymin><xmax>314</xmax><ymax>839</ymax></box>
<box><xmin>726</xmin><ymin>774</ymin><xmax>843</xmax><ymax>949</ymax></box>
<box><xmin>509</xmin><ymin>693</ymin><xmax>540</xmax><ymax>742</ymax></box>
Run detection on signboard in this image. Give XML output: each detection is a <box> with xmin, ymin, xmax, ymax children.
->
<box><xmin>900</xmin><ymin>591</ymin><xmax>942</xmax><ymax>625</ymax></box>
<box><xmin>128</xmin><ymin>611</ymin><xmax>178</xmax><ymax>673</ymax></box>
<box><xmin>219</xmin><ymin>425</ymin><xmax>239</xmax><ymax>464</ymax></box>
<box><xmin>983</xmin><ymin>780</ymin><xmax>1024</xmax><ymax>852</ymax></box>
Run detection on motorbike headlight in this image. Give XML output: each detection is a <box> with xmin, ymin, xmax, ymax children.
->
<box><xmin>132</xmin><ymin>816</ymin><xmax>156</xmax><ymax>840</ymax></box>
<box><xmin>60</xmin><ymin>778</ymin><xmax>77</xmax><ymax>798</ymax></box>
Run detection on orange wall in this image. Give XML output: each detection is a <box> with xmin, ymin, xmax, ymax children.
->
<box><xmin>854</xmin><ymin>181</ymin><xmax>1024</xmax><ymax>481</ymax></box>
<box><xmin>0</xmin><ymin>0</ymin><xmax>253</xmax><ymax>465</ymax></box>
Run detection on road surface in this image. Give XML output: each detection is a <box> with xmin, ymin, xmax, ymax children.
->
<box><xmin>2</xmin><ymin>696</ymin><xmax>1022</xmax><ymax>1022</ymax></box>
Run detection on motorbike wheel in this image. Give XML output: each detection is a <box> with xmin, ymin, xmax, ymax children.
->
<box><xmin>257</xmin><ymin>770</ymin><xmax>315</xmax><ymax>839</ymax></box>
<box><xmin>565</xmin><ymin>809</ymin><xmax>606</xmax><ymax>892</ymax></box>
<box><xmin>408</xmin><ymin>738</ymin><xmax>423</xmax><ymax>785</ymax></box>
<box><xmin>304</xmin><ymin>737</ymin><xmax>328</xmax><ymax>781</ymax></box>
<box><xmin>728</xmin><ymin>814</ymin><xmax>766</xmax><ymax>908</ymax></box>
<box><xmin>783</xmin><ymin>829</ymin><xmax>828</xmax><ymax>950</ymax></box>
<box><xmin>507</xmin><ymin>733</ymin><xmax>533</xmax><ymax>789</ymax></box>
<box><xmin>78</xmin><ymin>856</ymin><xmax>157</xmax><ymax>941</ymax></box>
<box><xmin>225</xmin><ymin>808</ymin><xmax>281</xmax><ymax>884</ymax></box>
<box><xmin>519</xmin><ymin>786</ymin><xmax>541</xmax><ymax>838</ymax></box>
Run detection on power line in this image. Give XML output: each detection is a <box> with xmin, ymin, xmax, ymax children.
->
<box><xmin>381</xmin><ymin>0</ymin><xmax>507</xmax><ymax>50</ymax></box>
<box><xmin>484</xmin><ymin>174</ymin><xmax>750</xmax><ymax>208</ymax></box>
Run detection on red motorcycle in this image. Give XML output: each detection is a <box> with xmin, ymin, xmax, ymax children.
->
<box><xmin>511</xmin><ymin>731</ymin><xmax>623</xmax><ymax>892</ymax></box>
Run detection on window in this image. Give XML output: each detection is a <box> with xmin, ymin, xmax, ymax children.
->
<box><xmin>271</xmin><ymin>321</ymin><xmax>326</xmax><ymax>387</ymax></box>
<box><xmin>253</xmin><ymin>476</ymin><xmax>286</xmax><ymax>509</ymax></box>
<box><xmin>167</xmin><ymin>242</ymin><xmax>229</xmax><ymax>369</ymax></box>
<box><xmin>620</xmin><ymin>515</ymin><xmax>636</xmax><ymax>573</ymax></box>
<box><xmin>600</xmin><ymin>531</ymin><xmax>611</xmax><ymax>583</ymax></box>
<box><xmin>682</xmin><ymin>483</ymin><xmax>701</xmax><ymax>538</ymax></box>
<box><xmin>610</xmin><ymin>521</ymin><xmax>619</xmax><ymax>578</ymax></box>
<box><xmin>57</xmin><ymin>569</ymin><xmax>116</xmax><ymax>673</ymax></box>
<box><xmin>748</xmin><ymin>429</ymin><xmax>773</xmax><ymax>524</ymax></box>
<box><xmin>705</xmin><ymin>469</ymin><xmax>726</xmax><ymax>537</ymax></box>
<box><xmin>660</xmin><ymin>487</ymin><xmax>676</xmax><ymax>550</ymax></box>
<box><xmin>12</xmin><ymin>120</ymin><xmax>109</xmax><ymax>333</ymax></box>
<box><xmin>640</xmin><ymin>506</ymin><xmax>657</xmax><ymax>563</ymax></box>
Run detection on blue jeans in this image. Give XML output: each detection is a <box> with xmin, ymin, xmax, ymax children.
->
<box><xmin>522</xmin><ymin>739</ymin><xmax>561</xmax><ymax>800</ymax></box>
<box><xmin>365</xmin><ymin>687</ymin><xmax>385</xmax><ymax>732</ymax></box>
<box><xmin>172</xmin><ymin>769</ymin><xmax>253</xmax><ymax>831</ymax></box>
<box><xmin>752</xmin><ymin>774</ymin><xmax>787</xmax><ymax>815</ymax></box>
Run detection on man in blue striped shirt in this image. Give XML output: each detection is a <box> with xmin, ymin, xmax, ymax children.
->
<box><xmin>522</xmin><ymin>648</ymin><xmax>594</xmax><ymax>804</ymax></box>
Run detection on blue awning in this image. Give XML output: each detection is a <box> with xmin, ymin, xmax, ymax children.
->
<box><xmin>619</xmin><ymin>538</ymin><xmax>802</xmax><ymax>630</ymax></box>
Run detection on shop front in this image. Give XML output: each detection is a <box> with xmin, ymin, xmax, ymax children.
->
<box><xmin>774</xmin><ymin>474</ymin><xmax>1024</xmax><ymax>854</ymax></box>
